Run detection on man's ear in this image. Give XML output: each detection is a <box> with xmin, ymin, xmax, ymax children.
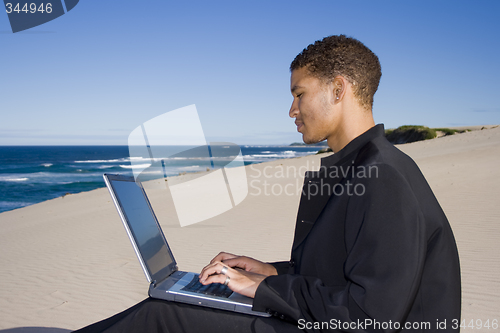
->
<box><xmin>332</xmin><ymin>76</ymin><xmax>347</xmax><ymax>102</ymax></box>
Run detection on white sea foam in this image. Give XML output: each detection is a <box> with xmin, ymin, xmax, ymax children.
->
<box><xmin>209</xmin><ymin>157</ymin><xmax>234</xmax><ymax>161</ymax></box>
<box><xmin>249</xmin><ymin>154</ymin><xmax>282</xmax><ymax>158</ymax></box>
<box><xmin>10</xmin><ymin>172</ymin><xmax>102</xmax><ymax>182</ymax></box>
<box><xmin>41</xmin><ymin>163</ymin><xmax>53</xmax><ymax>167</ymax></box>
<box><xmin>74</xmin><ymin>157</ymin><xmax>139</xmax><ymax>163</ymax></box>
<box><xmin>0</xmin><ymin>201</ymin><xmax>32</xmax><ymax>208</ymax></box>
<box><xmin>169</xmin><ymin>157</ymin><xmax>191</xmax><ymax>160</ymax></box>
<box><xmin>97</xmin><ymin>165</ymin><xmax>115</xmax><ymax>169</ymax></box>
<box><xmin>119</xmin><ymin>164</ymin><xmax>152</xmax><ymax>169</ymax></box>
<box><xmin>0</xmin><ymin>177</ymin><xmax>29</xmax><ymax>182</ymax></box>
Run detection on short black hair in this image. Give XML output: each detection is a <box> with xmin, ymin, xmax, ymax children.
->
<box><xmin>290</xmin><ymin>35</ymin><xmax>382</xmax><ymax>110</ymax></box>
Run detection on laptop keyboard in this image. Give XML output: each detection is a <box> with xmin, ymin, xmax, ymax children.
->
<box><xmin>181</xmin><ymin>274</ymin><xmax>233</xmax><ymax>298</ymax></box>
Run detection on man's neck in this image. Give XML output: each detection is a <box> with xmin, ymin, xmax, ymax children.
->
<box><xmin>327</xmin><ymin>109</ymin><xmax>376</xmax><ymax>153</ymax></box>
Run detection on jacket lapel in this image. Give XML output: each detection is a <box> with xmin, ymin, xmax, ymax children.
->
<box><xmin>290</xmin><ymin>124</ymin><xmax>385</xmax><ymax>251</ymax></box>
<box><xmin>292</xmin><ymin>155</ymin><xmax>356</xmax><ymax>250</ymax></box>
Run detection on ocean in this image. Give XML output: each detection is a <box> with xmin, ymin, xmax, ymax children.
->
<box><xmin>0</xmin><ymin>145</ymin><xmax>324</xmax><ymax>214</ymax></box>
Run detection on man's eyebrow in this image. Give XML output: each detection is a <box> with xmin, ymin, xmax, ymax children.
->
<box><xmin>291</xmin><ymin>85</ymin><xmax>303</xmax><ymax>94</ymax></box>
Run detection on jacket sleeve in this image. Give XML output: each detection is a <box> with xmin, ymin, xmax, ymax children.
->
<box><xmin>253</xmin><ymin>164</ymin><xmax>427</xmax><ymax>331</ymax></box>
<box><xmin>269</xmin><ymin>261</ymin><xmax>290</xmax><ymax>275</ymax></box>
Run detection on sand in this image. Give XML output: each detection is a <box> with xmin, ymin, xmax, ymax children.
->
<box><xmin>0</xmin><ymin>125</ymin><xmax>499</xmax><ymax>332</ymax></box>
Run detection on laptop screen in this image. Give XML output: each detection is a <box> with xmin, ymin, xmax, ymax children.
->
<box><xmin>107</xmin><ymin>176</ymin><xmax>175</xmax><ymax>282</ymax></box>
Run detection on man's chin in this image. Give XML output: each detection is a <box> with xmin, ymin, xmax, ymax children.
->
<box><xmin>302</xmin><ymin>136</ymin><xmax>320</xmax><ymax>145</ymax></box>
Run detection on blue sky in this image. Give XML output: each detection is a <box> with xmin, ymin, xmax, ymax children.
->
<box><xmin>1</xmin><ymin>0</ymin><xmax>499</xmax><ymax>145</ymax></box>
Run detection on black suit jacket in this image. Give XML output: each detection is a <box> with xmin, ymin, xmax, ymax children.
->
<box><xmin>253</xmin><ymin>124</ymin><xmax>461</xmax><ymax>332</ymax></box>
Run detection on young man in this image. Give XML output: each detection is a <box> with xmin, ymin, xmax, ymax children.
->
<box><xmin>76</xmin><ymin>35</ymin><xmax>461</xmax><ymax>332</ymax></box>
<box><xmin>199</xmin><ymin>35</ymin><xmax>461</xmax><ymax>331</ymax></box>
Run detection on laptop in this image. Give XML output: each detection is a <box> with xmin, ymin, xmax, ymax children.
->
<box><xmin>103</xmin><ymin>173</ymin><xmax>270</xmax><ymax>317</ymax></box>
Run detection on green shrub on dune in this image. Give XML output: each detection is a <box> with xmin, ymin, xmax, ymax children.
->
<box><xmin>385</xmin><ymin>125</ymin><xmax>436</xmax><ymax>144</ymax></box>
<box><xmin>316</xmin><ymin>125</ymin><xmax>461</xmax><ymax>153</ymax></box>
<box><xmin>384</xmin><ymin>125</ymin><xmax>463</xmax><ymax>144</ymax></box>
<box><xmin>434</xmin><ymin>128</ymin><xmax>458</xmax><ymax>136</ymax></box>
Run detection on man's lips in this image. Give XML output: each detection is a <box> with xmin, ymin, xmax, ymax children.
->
<box><xmin>295</xmin><ymin>121</ymin><xmax>303</xmax><ymax>132</ymax></box>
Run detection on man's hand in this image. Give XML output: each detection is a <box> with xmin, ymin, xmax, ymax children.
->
<box><xmin>209</xmin><ymin>252</ymin><xmax>278</xmax><ymax>276</ymax></box>
<box><xmin>198</xmin><ymin>252</ymin><xmax>278</xmax><ymax>298</ymax></box>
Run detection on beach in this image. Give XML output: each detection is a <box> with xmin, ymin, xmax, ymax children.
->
<box><xmin>0</xmin><ymin>125</ymin><xmax>499</xmax><ymax>332</ymax></box>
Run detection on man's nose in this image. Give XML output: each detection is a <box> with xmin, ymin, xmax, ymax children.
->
<box><xmin>289</xmin><ymin>100</ymin><xmax>298</xmax><ymax>118</ymax></box>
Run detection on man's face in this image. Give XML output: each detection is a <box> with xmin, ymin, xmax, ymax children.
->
<box><xmin>289</xmin><ymin>67</ymin><xmax>337</xmax><ymax>144</ymax></box>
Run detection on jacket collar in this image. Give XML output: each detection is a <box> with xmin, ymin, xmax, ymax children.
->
<box><xmin>320</xmin><ymin>124</ymin><xmax>385</xmax><ymax>168</ymax></box>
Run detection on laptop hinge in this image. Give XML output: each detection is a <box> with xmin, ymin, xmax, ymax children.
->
<box><xmin>151</xmin><ymin>265</ymin><xmax>178</xmax><ymax>288</ymax></box>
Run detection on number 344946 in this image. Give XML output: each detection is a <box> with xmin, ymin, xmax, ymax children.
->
<box><xmin>5</xmin><ymin>3</ymin><xmax>53</xmax><ymax>14</ymax></box>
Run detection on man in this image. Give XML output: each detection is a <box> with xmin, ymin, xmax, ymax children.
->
<box><xmin>199</xmin><ymin>34</ymin><xmax>461</xmax><ymax>331</ymax></box>
<box><xmin>75</xmin><ymin>35</ymin><xmax>461</xmax><ymax>332</ymax></box>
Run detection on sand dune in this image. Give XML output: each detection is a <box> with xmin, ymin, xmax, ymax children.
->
<box><xmin>0</xmin><ymin>126</ymin><xmax>498</xmax><ymax>332</ymax></box>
